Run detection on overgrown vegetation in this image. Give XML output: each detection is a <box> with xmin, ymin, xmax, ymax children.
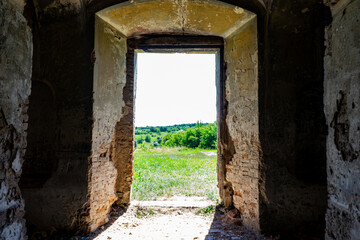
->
<box><xmin>135</xmin><ymin>208</ymin><xmax>155</xmax><ymax>218</ymax></box>
<box><xmin>135</xmin><ymin>122</ymin><xmax>217</xmax><ymax>149</ymax></box>
<box><xmin>196</xmin><ymin>205</ymin><xmax>216</xmax><ymax>216</ymax></box>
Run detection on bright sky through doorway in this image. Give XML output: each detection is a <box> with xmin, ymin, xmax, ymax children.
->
<box><xmin>135</xmin><ymin>53</ymin><xmax>216</xmax><ymax>127</ymax></box>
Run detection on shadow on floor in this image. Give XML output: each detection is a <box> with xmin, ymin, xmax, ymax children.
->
<box><xmin>204</xmin><ymin>205</ymin><xmax>269</xmax><ymax>240</ymax></box>
<box><xmin>73</xmin><ymin>204</ymin><xmax>129</xmax><ymax>240</ymax></box>
<box><xmin>27</xmin><ymin>204</ymin><xmax>129</xmax><ymax>240</ymax></box>
<box><xmin>204</xmin><ymin>205</ymin><xmax>325</xmax><ymax>240</ymax></box>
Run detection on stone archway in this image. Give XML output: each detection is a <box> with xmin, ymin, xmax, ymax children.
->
<box><xmin>89</xmin><ymin>0</ymin><xmax>259</xmax><ymax>232</ymax></box>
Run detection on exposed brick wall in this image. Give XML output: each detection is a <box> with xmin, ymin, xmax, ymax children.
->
<box><xmin>0</xmin><ymin>0</ymin><xmax>32</xmax><ymax>238</ymax></box>
<box><xmin>88</xmin><ymin>143</ymin><xmax>117</xmax><ymax>231</ymax></box>
<box><xmin>113</xmin><ymin>40</ymin><xmax>136</xmax><ymax>205</ymax></box>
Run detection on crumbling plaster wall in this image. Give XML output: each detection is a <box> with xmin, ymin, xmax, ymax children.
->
<box><xmin>0</xmin><ymin>0</ymin><xmax>32</xmax><ymax>238</ymax></box>
<box><xmin>224</xmin><ymin>20</ymin><xmax>260</xmax><ymax>231</ymax></box>
<box><xmin>324</xmin><ymin>0</ymin><xmax>360</xmax><ymax>239</ymax></box>
<box><xmin>89</xmin><ymin>17</ymin><xmax>129</xmax><ymax>231</ymax></box>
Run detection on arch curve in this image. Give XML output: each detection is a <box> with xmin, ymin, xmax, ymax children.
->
<box><xmin>96</xmin><ymin>0</ymin><xmax>256</xmax><ymax>38</ymax></box>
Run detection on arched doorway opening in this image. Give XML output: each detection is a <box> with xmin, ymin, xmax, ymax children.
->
<box><xmin>90</xmin><ymin>0</ymin><xmax>259</xmax><ymax>232</ymax></box>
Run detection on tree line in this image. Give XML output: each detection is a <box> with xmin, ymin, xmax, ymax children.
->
<box><xmin>135</xmin><ymin>122</ymin><xmax>217</xmax><ymax>149</ymax></box>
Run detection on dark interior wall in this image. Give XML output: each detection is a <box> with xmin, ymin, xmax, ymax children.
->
<box><xmin>19</xmin><ymin>0</ymin><xmax>135</xmax><ymax>232</ymax></box>
<box><xmin>20</xmin><ymin>81</ymin><xmax>56</xmax><ymax>189</ymax></box>
<box><xmin>19</xmin><ymin>0</ymin><xmax>93</xmax><ymax>231</ymax></box>
<box><xmin>258</xmin><ymin>0</ymin><xmax>330</xmax><ymax>236</ymax></box>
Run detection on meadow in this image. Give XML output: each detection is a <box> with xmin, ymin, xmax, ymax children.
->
<box><xmin>132</xmin><ymin>147</ymin><xmax>219</xmax><ymax>202</ymax></box>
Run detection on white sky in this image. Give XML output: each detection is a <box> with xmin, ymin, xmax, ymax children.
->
<box><xmin>134</xmin><ymin>53</ymin><xmax>216</xmax><ymax>127</ymax></box>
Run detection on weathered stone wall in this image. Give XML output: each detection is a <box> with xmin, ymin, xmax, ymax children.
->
<box><xmin>324</xmin><ymin>0</ymin><xmax>360</xmax><ymax>239</ymax></box>
<box><xmin>224</xmin><ymin>19</ymin><xmax>260</xmax><ymax>231</ymax></box>
<box><xmin>0</xmin><ymin>0</ymin><xmax>32</xmax><ymax>238</ymax></box>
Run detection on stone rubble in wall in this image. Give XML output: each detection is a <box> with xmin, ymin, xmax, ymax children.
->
<box><xmin>0</xmin><ymin>108</ymin><xmax>27</xmax><ymax>239</ymax></box>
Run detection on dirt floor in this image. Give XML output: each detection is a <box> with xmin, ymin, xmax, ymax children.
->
<box><xmin>71</xmin><ymin>198</ymin><xmax>270</xmax><ymax>240</ymax></box>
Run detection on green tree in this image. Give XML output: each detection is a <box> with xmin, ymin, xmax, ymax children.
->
<box><xmin>162</xmin><ymin>133</ymin><xmax>172</xmax><ymax>146</ymax></box>
<box><xmin>183</xmin><ymin>128</ymin><xmax>200</xmax><ymax>148</ymax></box>
<box><xmin>172</xmin><ymin>132</ymin><xmax>184</xmax><ymax>146</ymax></box>
<box><xmin>145</xmin><ymin>135</ymin><xmax>151</xmax><ymax>143</ymax></box>
<box><xmin>199</xmin><ymin>124</ymin><xmax>217</xmax><ymax>149</ymax></box>
<box><xmin>187</xmin><ymin>135</ymin><xmax>198</xmax><ymax>148</ymax></box>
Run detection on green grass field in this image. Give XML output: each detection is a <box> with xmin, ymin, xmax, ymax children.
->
<box><xmin>132</xmin><ymin>147</ymin><xmax>219</xmax><ymax>202</ymax></box>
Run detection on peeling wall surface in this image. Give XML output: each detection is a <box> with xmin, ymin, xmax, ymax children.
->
<box><xmin>224</xmin><ymin>20</ymin><xmax>260</xmax><ymax>231</ymax></box>
<box><xmin>89</xmin><ymin>17</ymin><xmax>128</xmax><ymax>231</ymax></box>
<box><xmin>0</xmin><ymin>0</ymin><xmax>32</xmax><ymax>238</ymax></box>
<box><xmin>324</xmin><ymin>0</ymin><xmax>360</xmax><ymax>239</ymax></box>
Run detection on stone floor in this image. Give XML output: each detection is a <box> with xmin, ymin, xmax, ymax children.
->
<box><xmin>71</xmin><ymin>199</ymin><xmax>270</xmax><ymax>240</ymax></box>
